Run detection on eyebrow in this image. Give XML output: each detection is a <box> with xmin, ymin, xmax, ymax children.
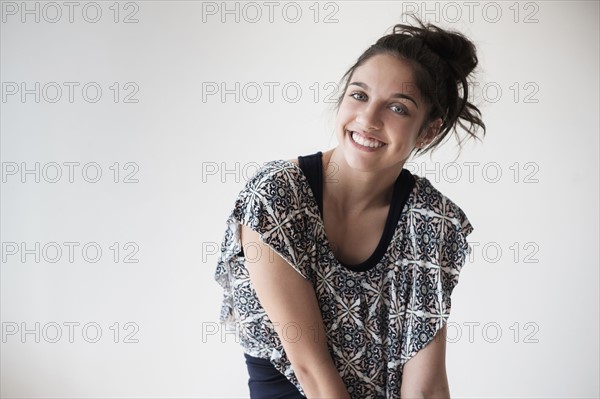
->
<box><xmin>348</xmin><ymin>81</ymin><xmax>419</xmax><ymax>109</ymax></box>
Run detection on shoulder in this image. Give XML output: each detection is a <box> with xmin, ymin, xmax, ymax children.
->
<box><xmin>239</xmin><ymin>157</ymin><xmax>309</xmax><ymax>206</ymax></box>
<box><xmin>244</xmin><ymin>158</ymin><xmax>301</xmax><ymax>189</ymax></box>
<box><xmin>411</xmin><ymin>175</ymin><xmax>473</xmax><ymax>233</ymax></box>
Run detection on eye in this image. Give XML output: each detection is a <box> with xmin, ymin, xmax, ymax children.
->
<box><xmin>390</xmin><ymin>104</ymin><xmax>408</xmax><ymax>115</ymax></box>
<box><xmin>348</xmin><ymin>91</ymin><xmax>367</xmax><ymax>101</ymax></box>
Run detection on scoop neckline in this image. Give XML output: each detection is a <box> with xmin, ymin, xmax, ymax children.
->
<box><xmin>279</xmin><ymin>154</ymin><xmax>415</xmax><ymax>273</ymax></box>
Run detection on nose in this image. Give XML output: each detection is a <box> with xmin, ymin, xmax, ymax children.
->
<box><xmin>355</xmin><ymin>102</ymin><xmax>382</xmax><ymax>131</ymax></box>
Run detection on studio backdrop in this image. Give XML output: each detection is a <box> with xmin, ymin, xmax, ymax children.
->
<box><xmin>1</xmin><ymin>1</ymin><xmax>598</xmax><ymax>398</ymax></box>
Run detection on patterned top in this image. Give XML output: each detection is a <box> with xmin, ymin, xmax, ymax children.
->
<box><xmin>214</xmin><ymin>158</ymin><xmax>473</xmax><ymax>398</ymax></box>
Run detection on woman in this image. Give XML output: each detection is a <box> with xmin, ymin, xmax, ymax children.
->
<box><xmin>215</xmin><ymin>18</ymin><xmax>486</xmax><ymax>398</ymax></box>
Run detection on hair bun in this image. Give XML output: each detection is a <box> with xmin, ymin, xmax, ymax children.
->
<box><xmin>392</xmin><ymin>22</ymin><xmax>479</xmax><ymax>77</ymax></box>
<box><xmin>422</xmin><ymin>27</ymin><xmax>478</xmax><ymax>76</ymax></box>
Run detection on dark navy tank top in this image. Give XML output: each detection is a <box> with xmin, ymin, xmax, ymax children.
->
<box><xmin>297</xmin><ymin>151</ymin><xmax>415</xmax><ymax>272</ymax></box>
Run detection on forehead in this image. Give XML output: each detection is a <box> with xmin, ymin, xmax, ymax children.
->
<box><xmin>350</xmin><ymin>53</ymin><xmax>421</xmax><ymax>99</ymax></box>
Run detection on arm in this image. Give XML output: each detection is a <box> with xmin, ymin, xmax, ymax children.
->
<box><xmin>400</xmin><ymin>324</ymin><xmax>451</xmax><ymax>399</ymax></box>
<box><xmin>240</xmin><ymin>224</ymin><xmax>349</xmax><ymax>399</ymax></box>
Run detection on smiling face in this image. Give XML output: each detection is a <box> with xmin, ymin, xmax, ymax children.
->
<box><xmin>335</xmin><ymin>53</ymin><xmax>441</xmax><ymax>173</ymax></box>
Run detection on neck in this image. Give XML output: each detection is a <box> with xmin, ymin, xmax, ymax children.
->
<box><xmin>322</xmin><ymin>148</ymin><xmax>405</xmax><ymax>214</ymax></box>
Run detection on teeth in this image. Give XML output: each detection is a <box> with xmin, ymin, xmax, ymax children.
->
<box><xmin>350</xmin><ymin>131</ymin><xmax>385</xmax><ymax>148</ymax></box>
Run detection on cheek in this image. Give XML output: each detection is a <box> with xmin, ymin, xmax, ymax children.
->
<box><xmin>336</xmin><ymin>103</ymin><xmax>355</xmax><ymax>126</ymax></box>
<box><xmin>382</xmin><ymin>117</ymin><xmax>411</xmax><ymax>133</ymax></box>
<box><xmin>386</xmin><ymin>120</ymin><xmax>423</xmax><ymax>144</ymax></box>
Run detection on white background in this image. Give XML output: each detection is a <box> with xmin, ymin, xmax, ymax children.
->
<box><xmin>1</xmin><ymin>1</ymin><xmax>598</xmax><ymax>398</ymax></box>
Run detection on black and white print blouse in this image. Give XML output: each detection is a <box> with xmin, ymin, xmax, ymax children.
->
<box><xmin>215</xmin><ymin>155</ymin><xmax>473</xmax><ymax>398</ymax></box>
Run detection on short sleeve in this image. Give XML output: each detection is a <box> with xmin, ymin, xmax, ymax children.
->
<box><xmin>400</xmin><ymin>187</ymin><xmax>473</xmax><ymax>368</ymax></box>
<box><xmin>214</xmin><ymin>161</ymin><xmax>320</xmax><ymax>323</ymax></box>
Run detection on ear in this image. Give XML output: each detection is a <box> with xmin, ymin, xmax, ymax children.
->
<box><xmin>418</xmin><ymin>118</ymin><xmax>443</xmax><ymax>148</ymax></box>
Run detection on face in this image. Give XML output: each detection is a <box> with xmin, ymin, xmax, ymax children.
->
<box><xmin>335</xmin><ymin>53</ymin><xmax>440</xmax><ymax>173</ymax></box>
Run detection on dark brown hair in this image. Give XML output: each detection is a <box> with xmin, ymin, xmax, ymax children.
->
<box><xmin>335</xmin><ymin>16</ymin><xmax>486</xmax><ymax>156</ymax></box>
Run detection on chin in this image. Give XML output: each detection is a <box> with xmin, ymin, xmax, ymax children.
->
<box><xmin>341</xmin><ymin>141</ymin><xmax>382</xmax><ymax>172</ymax></box>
